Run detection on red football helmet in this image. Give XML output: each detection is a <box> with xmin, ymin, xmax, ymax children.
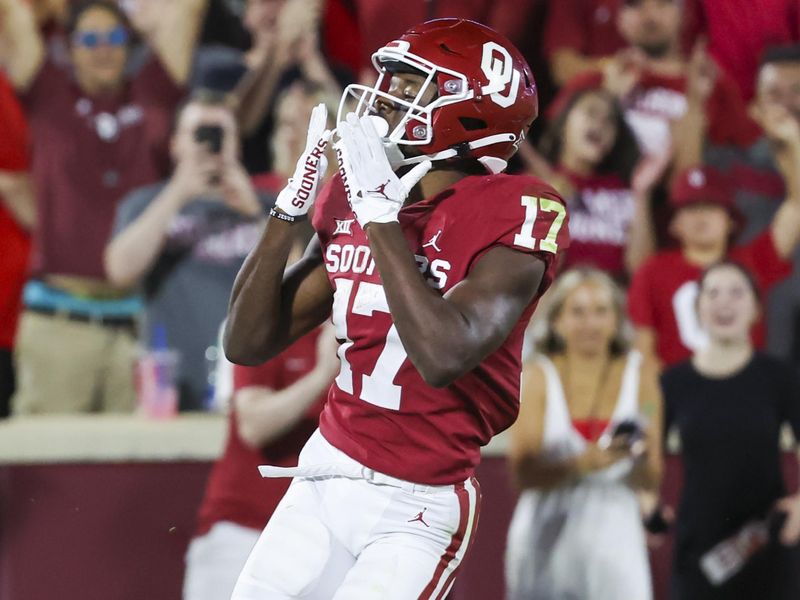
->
<box><xmin>337</xmin><ymin>19</ymin><xmax>539</xmax><ymax>173</ymax></box>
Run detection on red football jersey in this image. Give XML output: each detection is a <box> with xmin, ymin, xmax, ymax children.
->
<box><xmin>628</xmin><ymin>231</ymin><xmax>792</xmax><ymax>366</ymax></box>
<box><xmin>311</xmin><ymin>173</ymin><xmax>569</xmax><ymax>485</ymax></box>
<box><xmin>195</xmin><ymin>329</ymin><xmax>325</xmax><ymax>536</ymax></box>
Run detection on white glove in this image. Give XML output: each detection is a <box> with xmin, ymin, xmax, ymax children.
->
<box><xmin>273</xmin><ymin>103</ymin><xmax>332</xmax><ymax>220</ymax></box>
<box><xmin>335</xmin><ymin>113</ymin><xmax>432</xmax><ymax>228</ymax></box>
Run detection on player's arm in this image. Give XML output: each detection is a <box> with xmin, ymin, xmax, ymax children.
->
<box><xmin>0</xmin><ymin>0</ymin><xmax>45</xmax><ymax>90</ymax></box>
<box><xmin>367</xmin><ymin>229</ymin><xmax>543</xmax><ymax>387</ymax></box>
<box><xmin>224</xmin><ymin>105</ymin><xmax>333</xmax><ymax>365</ymax></box>
<box><xmin>225</xmin><ymin>227</ymin><xmax>332</xmax><ymax>366</ymax></box>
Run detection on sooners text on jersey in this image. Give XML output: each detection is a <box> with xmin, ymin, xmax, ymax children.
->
<box><xmin>311</xmin><ymin>173</ymin><xmax>569</xmax><ymax>484</ymax></box>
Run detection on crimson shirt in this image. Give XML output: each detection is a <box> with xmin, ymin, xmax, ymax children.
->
<box><xmin>628</xmin><ymin>231</ymin><xmax>792</xmax><ymax>366</ymax></box>
<box><xmin>312</xmin><ymin>173</ymin><xmax>569</xmax><ymax>485</ymax></box>
<box><xmin>20</xmin><ymin>58</ymin><xmax>184</xmax><ymax>280</ymax></box>
<box><xmin>0</xmin><ymin>74</ymin><xmax>30</xmax><ymax>349</ymax></box>
<box><xmin>195</xmin><ymin>330</ymin><xmax>325</xmax><ymax>536</ymax></box>
<box><xmin>684</xmin><ymin>0</ymin><xmax>800</xmax><ymax>102</ymax></box>
<box><xmin>353</xmin><ymin>0</ymin><xmax>535</xmax><ymax>71</ymax></box>
<box><xmin>555</xmin><ymin>69</ymin><xmax>760</xmax><ymax>156</ymax></box>
<box><xmin>558</xmin><ymin>170</ymin><xmax>634</xmax><ymax>279</ymax></box>
<box><xmin>543</xmin><ymin>0</ymin><xmax>627</xmax><ymax>60</ymax></box>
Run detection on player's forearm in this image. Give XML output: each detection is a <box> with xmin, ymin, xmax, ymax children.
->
<box><xmin>224</xmin><ymin>219</ymin><xmax>297</xmax><ymax>364</ymax></box>
<box><xmin>236</xmin><ymin>368</ymin><xmax>331</xmax><ymax>448</ymax></box>
<box><xmin>0</xmin><ymin>0</ymin><xmax>44</xmax><ymax>89</ymax></box>
<box><xmin>365</xmin><ymin>223</ymin><xmax>488</xmax><ymax>386</ymax></box>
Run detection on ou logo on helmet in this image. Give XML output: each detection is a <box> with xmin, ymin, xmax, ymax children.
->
<box><xmin>480</xmin><ymin>42</ymin><xmax>520</xmax><ymax>108</ymax></box>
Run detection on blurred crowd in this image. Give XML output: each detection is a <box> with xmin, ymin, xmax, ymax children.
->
<box><xmin>3</xmin><ymin>0</ymin><xmax>800</xmax><ymax>597</ymax></box>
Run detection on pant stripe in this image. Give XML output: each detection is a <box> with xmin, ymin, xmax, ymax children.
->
<box><xmin>419</xmin><ymin>477</ymin><xmax>480</xmax><ymax>600</ymax></box>
<box><xmin>434</xmin><ymin>477</ymin><xmax>482</xmax><ymax>600</ymax></box>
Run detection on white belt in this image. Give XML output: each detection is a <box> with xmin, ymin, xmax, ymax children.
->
<box><xmin>258</xmin><ymin>463</ymin><xmax>450</xmax><ymax>495</ymax></box>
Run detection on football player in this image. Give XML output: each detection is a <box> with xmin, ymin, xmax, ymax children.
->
<box><xmin>224</xmin><ymin>18</ymin><xmax>570</xmax><ymax>599</ymax></box>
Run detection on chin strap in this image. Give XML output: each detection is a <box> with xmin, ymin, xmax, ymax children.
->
<box><xmin>385</xmin><ymin>133</ymin><xmax>516</xmax><ymax>174</ymax></box>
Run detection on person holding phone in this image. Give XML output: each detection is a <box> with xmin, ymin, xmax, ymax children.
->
<box><xmin>662</xmin><ymin>260</ymin><xmax>800</xmax><ymax>599</ymax></box>
<box><xmin>104</xmin><ymin>90</ymin><xmax>272</xmax><ymax>410</ymax></box>
<box><xmin>506</xmin><ymin>267</ymin><xmax>662</xmax><ymax>600</ymax></box>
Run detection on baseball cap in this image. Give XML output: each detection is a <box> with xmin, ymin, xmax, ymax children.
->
<box><xmin>670</xmin><ymin>166</ymin><xmax>743</xmax><ymax>222</ymax></box>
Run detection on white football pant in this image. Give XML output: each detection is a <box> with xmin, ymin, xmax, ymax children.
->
<box><xmin>231</xmin><ymin>429</ymin><xmax>481</xmax><ymax>600</ymax></box>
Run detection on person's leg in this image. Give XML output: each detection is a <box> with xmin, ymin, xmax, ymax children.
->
<box><xmin>231</xmin><ymin>478</ymin><xmax>355</xmax><ymax>600</ymax></box>
<box><xmin>331</xmin><ymin>476</ymin><xmax>482</xmax><ymax>600</ymax></box>
<box><xmin>183</xmin><ymin>522</ymin><xmax>261</xmax><ymax>600</ymax></box>
<box><xmin>12</xmin><ymin>311</ymin><xmax>103</xmax><ymax>414</ymax></box>
<box><xmin>100</xmin><ymin>326</ymin><xmax>137</xmax><ymax>412</ymax></box>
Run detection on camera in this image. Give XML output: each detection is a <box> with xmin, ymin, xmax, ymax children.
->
<box><xmin>194</xmin><ymin>125</ymin><xmax>224</xmax><ymax>154</ymax></box>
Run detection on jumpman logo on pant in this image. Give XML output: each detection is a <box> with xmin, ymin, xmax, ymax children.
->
<box><xmin>407</xmin><ymin>507</ymin><xmax>430</xmax><ymax>527</ymax></box>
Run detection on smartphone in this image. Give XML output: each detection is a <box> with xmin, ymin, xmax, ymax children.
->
<box><xmin>194</xmin><ymin>125</ymin><xmax>224</xmax><ymax>154</ymax></box>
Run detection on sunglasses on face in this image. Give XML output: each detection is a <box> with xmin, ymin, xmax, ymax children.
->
<box><xmin>72</xmin><ymin>26</ymin><xmax>129</xmax><ymax>49</ymax></box>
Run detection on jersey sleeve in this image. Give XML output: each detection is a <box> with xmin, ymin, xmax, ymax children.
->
<box><xmin>628</xmin><ymin>257</ymin><xmax>658</xmax><ymax>328</ymax></box>
<box><xmin>232</xmin><ymin>359</ymin><xmax>285</xmax><ymax>392</ymax></box>
<box><xmin>730</xmin><ymin>229</ymin><xmax>793</xmax><ymax>291</ymax></box>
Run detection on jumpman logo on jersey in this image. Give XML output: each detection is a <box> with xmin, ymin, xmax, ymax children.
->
<box><xmin>368</xmin><ymin>180</ymin><xmax>392</xmax><ymax>200</ymax></box>
<box><xmin>407</xmin><ymin>508</ymin><xmax>430</xmax><ymax>527</ymax></box>
<box><xmin>422</xmin><ymin>230</ymin><xmax>443</xmax><ymax>252</ymax></box>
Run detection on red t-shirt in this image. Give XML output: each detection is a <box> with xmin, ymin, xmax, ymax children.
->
<box><xmin>353</xmin><ymin>0</ymin><xmax>535</xmax><ymax>71</ymax></box>
<box><xmin>684</xmin><ymin>0</ymin><xmax>800</xmax><ymax>102</ymax></box>
<box><xmin>0</xmin><ymin>74</ymin><xmax>31</xmax><ymax>348</ymax></box>
<box><xmin>556</xmin><ymin>69</ymin><xmax>760</xmax><ymax>156</ymax></box>
<box><xmin>312</xmin><ymin>173</ymin><xmax>570</xmax><ymax>485</ymax></box>
<box><xmin>20</xmin><ymin>58</ymin><xmax>184</xmax><ymax>280</ymax></box>
<box><xmin>544</xmin><ymin>0</ymin><xmax>627</xmax><ymax>60</ymax></box>
<box><xmin>558</xmin><ymin>170</ymin><xmax>634</xmax><ymax>279</ymax></box>
<box><xmin>195</xmin><ymin>329</ymin><xmax>325</xmax><ymax>536</ymax></box>
<box><xmin>628</xmin><ymin>231</ymin><xmax>792</xmax><ymax>366</ymax></box>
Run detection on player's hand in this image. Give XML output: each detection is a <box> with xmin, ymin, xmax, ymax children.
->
<box><xmin>273</xmin><ymin>103</ymin><xmax>332</xmax><ymax>220</ymax></box>
<box><xmin>775</xmin><ymin>494</ymin><xmax>800</xmax><ymax>546</ymax></box>
<box><xmin>335</xmin><ymin>112</ymin><xmax>432</xmax><ymax>229</ymax></box>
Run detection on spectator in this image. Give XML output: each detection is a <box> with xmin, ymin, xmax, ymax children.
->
<box><xmin>352</xmin><ymin>0</ymin><xmax>537</xmax><ymax>81</ymax></box>
<box><xmin>628</xmin><ymin>164</ymin><xmax>800</xmax><ymax>367</ymax></box>
<box><xmin>506</xmin><ymin>268</ymin><xmax>662</xmax><ymax>600</ymax></box>
<box><xmin>683</xmin><ymin>0</ymin><xmax>800</xmax><ymax>102</ymax></box>
<box><xmin>183</xmin><ymin>324</ymin><xmax>338</xmax><ymax>600</ymax></box>
<box><xmin>0</xmin><ymin>0</ymin><xmax>202</xmax><ymax>414</ymax></box>
<box><xmin>553</xmin><ymin>0</ymin><xmax>756</xmax><ymax>162</ymax></box>
<box><xmin>0</xmin><ymin>73</ymin><xmax>32</xmax><ymax>418</ymax></box>
<box><xmin>543</xmin><ymin>0</ymin><xmax>628</xmax><ymax>86</ymax></box>
<box><xmin>701</xmin><ymin>45</ymin><xmax>800</xmax><ymax>372</ymax></box>
<box><xmin>234</xmin><ymin>0</ymin><xmax>343</xmax><ymax>172</ymax></box>
<box><xmin>105</xmin><ymin>92</ymin><xmax>273</xmax><ymax>411</ymax></box>
<box><xmin>662</xmin><ymin>261</ymin><xmax>800</xmax><ymax>599</ymax></box>
<box><xmin>522</xmin><ymin>85</ymin><xmax>659</xmax><ymax>280</ymax></box>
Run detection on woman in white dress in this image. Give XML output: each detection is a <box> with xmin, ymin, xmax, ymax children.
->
<box><xmin>505</xmin><ymin>267</ymin><xmax>662</xmax><ymax>600</ymax></box>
